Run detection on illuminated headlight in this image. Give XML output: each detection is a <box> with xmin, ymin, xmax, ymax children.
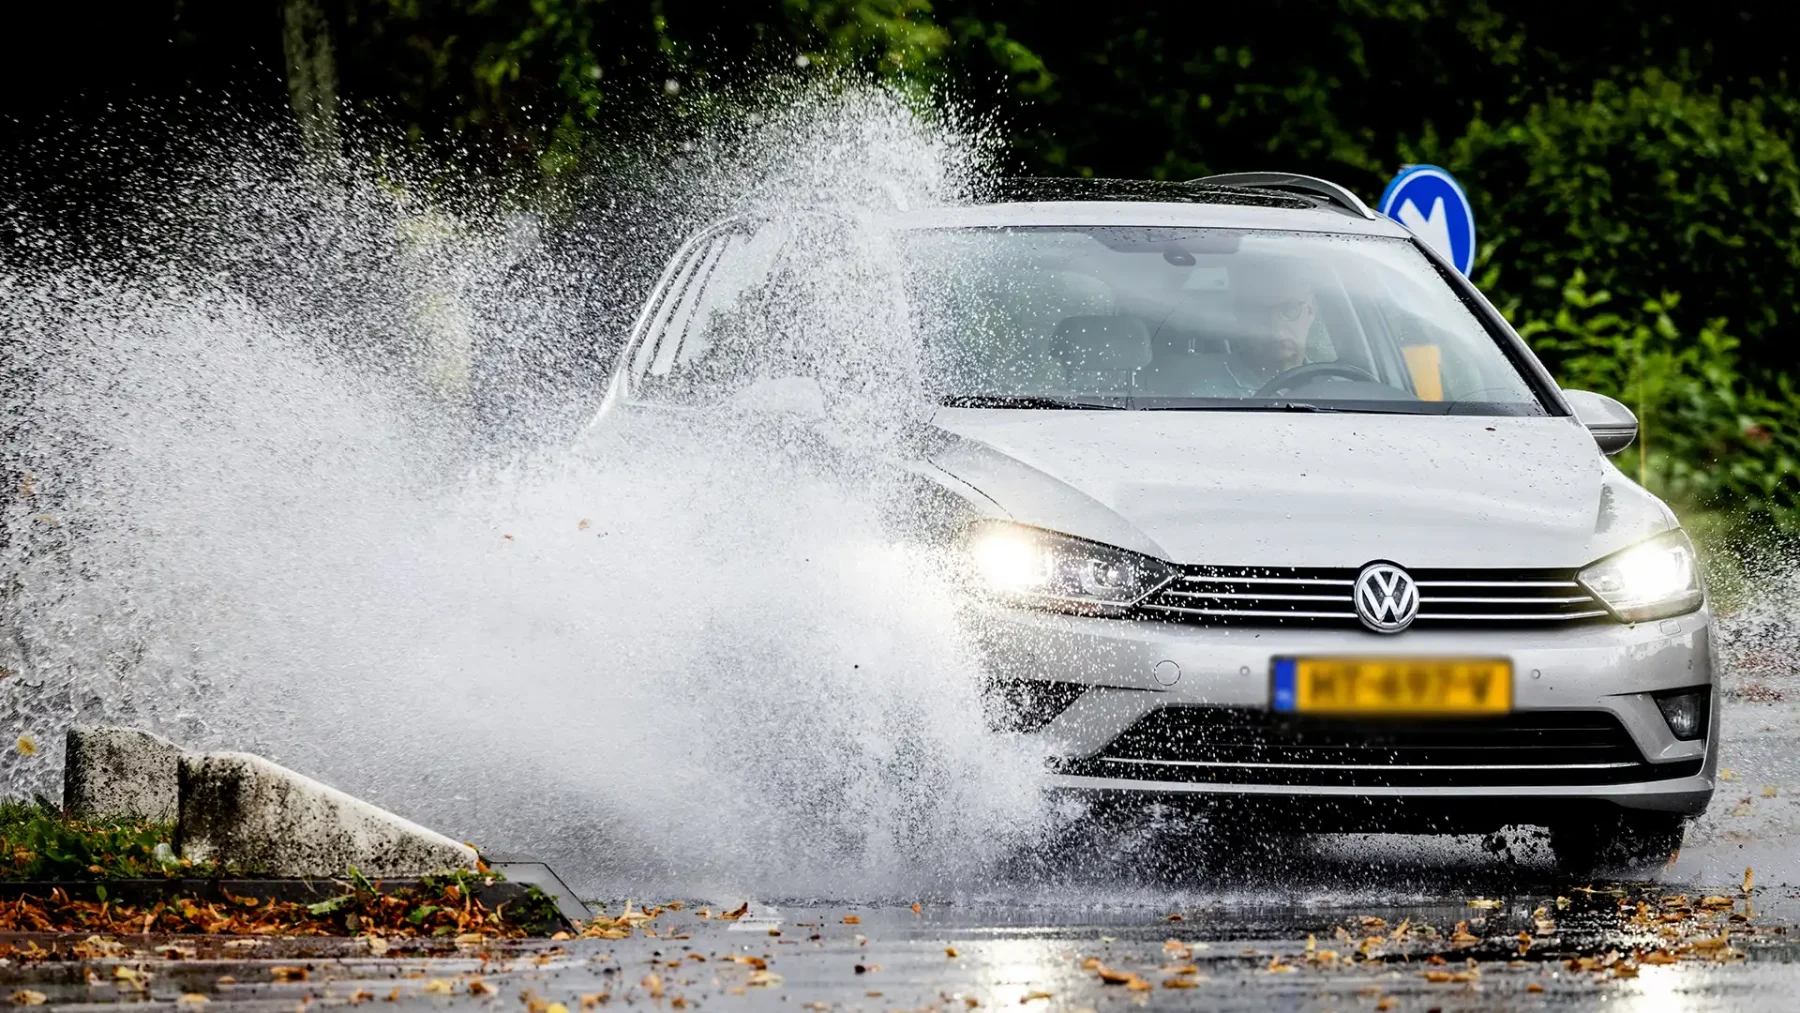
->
<box><xmin>966</xmin><ymin>522</ymin><xmax>1175</xmax><ymax>614</ymax></box>
<box><xmin>1577</xmin><ymin>529</ymin><xmax>1704</xmax><ymax>623</ymax></box>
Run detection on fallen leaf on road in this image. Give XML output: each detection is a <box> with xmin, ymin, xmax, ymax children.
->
<box><xmin>946</xmin><ymin>947</ymin><xmax>960</xmax><ymax>958</ymax></box>
<box><xmin>746</xmin><ymin>971</ymin><xmax>783</xmax><ymax>988</ymax></box>
<box><xmin>718</xmin><ymin>902</ymin><xmax>751</xmax><ymax>921</ymax></box>
<box><xmin>1095</xmin><ymin>966</ymin><xmax>1134</xmax><ymax>985</ymax></box>
<box><xmin>1019</xmin><ymin>991</ymin><xmax>1052</xmax><ymax>1003</ymax></box>
<box><xmin>10</xmin><ymin>993</ymin><xmax>47</xmax><ymax>1006</ymax></box>
<box><xmin>421</xmin><ymin>980</ymin><xmax>453</xmax><ymax>995</ymax></box>
<box><xmin>1467</xmin><ymin>898</ymin><xmax>1502</xmax><ymax>910</ymax></box>
<box><xmin>843</xmin><ymin>915</ymin><xmax>861</xmax><ymax>924</ymax></box>
<box><xmin>1422</xmin><ymin>970</ymin><xmax>1475</xmax><ymax>983</ymax></box>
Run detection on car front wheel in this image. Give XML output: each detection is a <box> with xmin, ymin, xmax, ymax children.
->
<box><xmin>1547</xmin><ymin>812</ymin><xmax>1687</xmax><ymax>877</ymax></box>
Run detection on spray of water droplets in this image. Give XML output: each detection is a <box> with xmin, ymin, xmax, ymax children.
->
<box><xmin>0</xmin><ymin>82</ymin><xmax>1052</xmax><ymax>899</ymax></box>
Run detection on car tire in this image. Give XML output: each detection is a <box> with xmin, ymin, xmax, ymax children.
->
<box><xmin>1547</xmin><ymin>812</ymin><xmax>1687</xmax><ymax>877</ymax></box>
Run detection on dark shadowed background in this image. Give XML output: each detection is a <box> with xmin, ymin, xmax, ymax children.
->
<box><xmin>3</xmin><ymin>0</ymin><xmax>1797</xmax><ymax>537</ymax></box>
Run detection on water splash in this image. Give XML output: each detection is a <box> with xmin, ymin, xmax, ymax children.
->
<box><xmin>0</xmin><ymin>82</ymin><xmax>1047</xmax><ymax>898</ymax></box>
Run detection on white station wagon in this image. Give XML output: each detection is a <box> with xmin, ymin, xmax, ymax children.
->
<box><xmin>601</xmin><ymin>174</ymin><xmax>1715</xmax><ymax>874</ymax></box>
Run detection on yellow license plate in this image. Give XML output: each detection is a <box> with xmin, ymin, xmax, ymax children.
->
<box><xmin>1272</xmin><ymin>657</ymin><xmax>1512</xmax><ymax>716</ymax></box>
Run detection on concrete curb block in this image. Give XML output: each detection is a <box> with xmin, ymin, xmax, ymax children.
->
<box><xmin>177</xmin><ymin>752</ymin><xmax>479</xmax><ymax>878</ymax></box>
<box><xmin>63</xmin><ymin>726</ymin><xmax>182</xmax><ymax>822</ymax></box>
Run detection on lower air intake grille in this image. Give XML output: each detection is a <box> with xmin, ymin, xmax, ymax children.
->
<box><xmin>1135</xmin><ymin>566</ymin><xmax>1611</xmax><ymax>628</ymax></box>
<box><xmin>1057</xmin><ymin>707</ymin><xmax>1701</xmax><ymax>787</ymax></box>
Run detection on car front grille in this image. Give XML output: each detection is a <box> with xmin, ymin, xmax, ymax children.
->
<box><xmin>1135</xmin><ymin>565</ymin><xmax>1612</xmax><ymax>629</ymax></box>
<box><xmin>1056</xmin><ymin>706</ymin><xmax>1702</xmax><ymax>787</ymax></box>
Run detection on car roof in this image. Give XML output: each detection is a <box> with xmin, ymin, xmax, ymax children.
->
<box><xmin>877</xmin><ymin>177</ymin><xmax>1412</xmax><ymax>239</ymax></box>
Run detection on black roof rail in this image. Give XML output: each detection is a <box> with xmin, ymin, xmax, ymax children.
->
<box><xmin>1188</xmin><ymin>172</ymin><xmax>1378</xmax><ymax>220</ymax></box>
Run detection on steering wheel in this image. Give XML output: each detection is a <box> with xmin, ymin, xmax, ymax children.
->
<box><xmin>1254</xmin><ymin>361</ymin><xmax>1381</xmax><ymax>398</ymax></box>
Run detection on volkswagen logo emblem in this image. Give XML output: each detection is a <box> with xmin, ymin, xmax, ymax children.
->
<box><xmin>1354</xmin><ymin>562</ymin><xmax>1420</xmax><ymax>634</ymax></box>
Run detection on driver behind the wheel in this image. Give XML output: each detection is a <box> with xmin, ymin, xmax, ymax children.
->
<box><xmin>1222</xmin><ymin>264</ymin><xmax>1320</xmax><ymax>392</ymax></box>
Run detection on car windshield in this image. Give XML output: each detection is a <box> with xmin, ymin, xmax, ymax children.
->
<box><xmin>905</xmin><ymin>227</ymin><xmax>1544</xmax><ymax>414</ymax></box>
<box><xmin>626</xmin><ymin>221</ymin><xmax>1546</xmax><ymax>416</ymax></box>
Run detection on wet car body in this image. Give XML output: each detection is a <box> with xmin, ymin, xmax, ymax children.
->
<box><xmin>599</xmin><ymin>177</ymin><xmax>1717</xmax><ymax>870</ymax></box>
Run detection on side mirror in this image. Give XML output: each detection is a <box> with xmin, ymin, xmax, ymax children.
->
<box><xmin>1562</xmin><ymin>389</ymin><xmax>1637</xmax><ymax>456</ymax></box>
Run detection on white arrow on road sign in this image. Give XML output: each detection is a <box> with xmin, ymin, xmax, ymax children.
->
<box><xmin>1395</xmin><ymin>196</ymin><xmax>1455</xmax><ymax>267</ymax></box>
<box><xmin>1378</xmin><ymin>166</ymin><xmax>1477</xmax><ymax>276</ymax></box>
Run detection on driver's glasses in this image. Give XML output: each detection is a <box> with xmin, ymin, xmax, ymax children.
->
<box><xmin>1259</xmin><ymin>297</ymin><xmax>1315</xmax><ymax>323</ymax></box>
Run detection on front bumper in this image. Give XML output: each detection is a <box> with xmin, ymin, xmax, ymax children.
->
<box><xmin>974</xmin><ymin>605</ymin><xmax>1718</xmax><ymax>825</ymax></box>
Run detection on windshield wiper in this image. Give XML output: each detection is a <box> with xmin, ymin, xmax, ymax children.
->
<box><xmin>939</xmin><ymin>395</ymin><xmax>1127</xmax><ymax>410</ymax></box>
<box><xmin>1141</xmin><ymin>401</ymin><xmax>1346</xmax><ymax>412</ymax></box>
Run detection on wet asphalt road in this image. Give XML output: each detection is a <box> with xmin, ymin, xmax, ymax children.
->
<box><xmin>8</xmin><ymin>697</ymin><xmax>1800</xmax><ymax>1010</ymax></box>
<box><xmin>6</xmin><ymin>885</ymin><xmax>1800</xmax><ymax>1013</ymax></box>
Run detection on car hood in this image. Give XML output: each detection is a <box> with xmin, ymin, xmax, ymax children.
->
<box><xmin>925</xmin><ymin>408</ymin><xmax>1675</xmax><ymax>569</ymax></box>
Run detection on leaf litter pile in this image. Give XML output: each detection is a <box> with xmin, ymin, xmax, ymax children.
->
<box><xmin>0</xmin><ymin>872</ymin><xmax>557</xmax><ymax>939</ymax></box>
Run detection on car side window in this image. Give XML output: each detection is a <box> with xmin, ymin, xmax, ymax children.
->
<box><xmin>630</xmin><ymin>222</ymin><xmax>790</xmax><ymax>402</ymax></box>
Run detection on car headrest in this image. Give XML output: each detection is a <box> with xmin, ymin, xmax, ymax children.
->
<box><xmin>1049</xmin><ymin>316</ymin><xmax>1152</xmax><ymax>372</ymax></box>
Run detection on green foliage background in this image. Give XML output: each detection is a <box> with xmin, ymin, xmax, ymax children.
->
<box><xmin>4</xmin><ymin>0</ymin><xmax>1797</xmax><ymax>531</ymax></box>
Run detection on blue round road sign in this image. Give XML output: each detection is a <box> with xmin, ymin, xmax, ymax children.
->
<box><xmin>1378</xmin><ymin>165</ymin><xmax>1476</xmax><ymax>276</ymax></box>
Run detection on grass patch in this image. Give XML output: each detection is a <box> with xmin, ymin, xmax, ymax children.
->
<box><xmin>0</xmin><ymin>800</ymin><xmax>205</xmax><ymax>880</ymax></box>
<box><xmin>1</xmin><ymin>801</ymin><xmax>563</xmax><ymax>936</ymax></box>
